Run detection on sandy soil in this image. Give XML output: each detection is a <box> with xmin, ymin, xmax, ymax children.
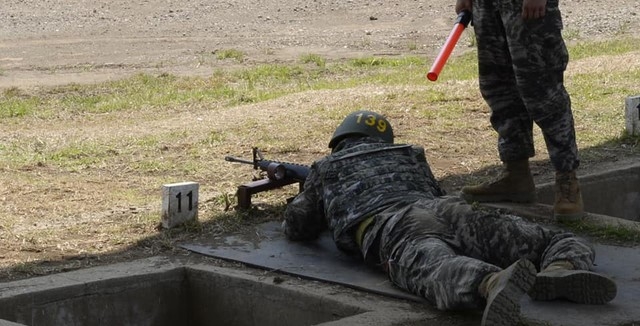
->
<box><xmin>2</xmin><ymin>0</ymin><xmax>639</xmax><ymax>89</ymax></box>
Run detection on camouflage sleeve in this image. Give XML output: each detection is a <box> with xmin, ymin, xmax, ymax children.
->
<box><xmin>282</xmin><ymin>162</ymin><xmax>327</xmax><ymax>241</ymax></box>
<box><xmin>412</xmin><ymin>145</ymin><xmax>447</xmax><ymax>196</ymax></box>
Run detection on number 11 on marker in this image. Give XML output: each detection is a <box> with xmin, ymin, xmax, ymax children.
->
<box><xmin>175</xmin><ymin>191</ymin><xmax>193</xmax><ymax>212</ymax></box>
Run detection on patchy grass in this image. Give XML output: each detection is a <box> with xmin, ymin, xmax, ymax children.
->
<box><xmin>1</xmin><ymin>37</ymin><xmax>640</xmax><ymax>281</ymax></box>
<box><xmin>560</xmin><ymin>220</ymin><xmax>640</xmax><ymax>246</ymax></box>
<box><xmin>569</xmin><ymin>37</ymin><xmax>640</xmax><ymax>60</ymax></box>
<box><xmin>299</xmin><ymin>54</ymin><xmax>327</xmax><ymax>68</ymax></box>
<box><xmin>215</xmin><ymin>48</ymin><xmax>245</xmax><ymax>62</ymax></box>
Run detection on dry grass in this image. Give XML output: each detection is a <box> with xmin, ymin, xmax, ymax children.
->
<box><xmin>1</xmin><ymin>43</ymin><xmax>639</xmax><ymax>282</ymax></box>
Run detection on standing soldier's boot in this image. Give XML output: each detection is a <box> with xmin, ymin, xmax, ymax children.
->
<box><xmin>553</xmin><ymin>171</ymin><xmax>585</xmax><ymax>221</ymax></box>
<box><xmin>528</xmin><ymin>260</ymin><xmax>617</xmax><ymax>304</ymax></box>
<box><xmin>461</xmin><ymin>159</ymin><xmax>536</xmax><ymax>203</ymax></box>
<box><xmin>479</xmin><ymin>259</ymin><xmax>537</xmax><ymax>326</ymax></box>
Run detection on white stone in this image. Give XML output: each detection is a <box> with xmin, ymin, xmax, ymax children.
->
<box><xmin>161</xmin><ymin>182</ymin><xmax>199</xmax><ymax>229</ymax></box>
<box><xmin>625</xmin><ymin>95</ymin><xmax>640</xmax><ymax>136</ymax></box>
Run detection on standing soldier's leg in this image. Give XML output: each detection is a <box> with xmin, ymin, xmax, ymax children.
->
<box><xmin>503</xmin><ymin>0</ymin><xmax>584</xmax><ymax>221</ymax></box>
<box><xmin>460</xmin><ymin>0</ymin><xmax>536</xmax><ymax>204</ymax></box>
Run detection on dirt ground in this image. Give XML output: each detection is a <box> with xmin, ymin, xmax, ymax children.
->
<box><xmin>2</xmin><ymin>0</ymin><xmax>639</xmax><ymax>89</ymax></box>
<box><xmin>1</xmin><ymin>0</ymin><xmax>640</xmax><ymax>283</ymax></box>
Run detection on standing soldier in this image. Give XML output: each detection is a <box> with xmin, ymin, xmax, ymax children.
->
<box><xmin>455</xmin><ymin>0</ymin><xmax>584</xmax><ymax>221</ymax></box>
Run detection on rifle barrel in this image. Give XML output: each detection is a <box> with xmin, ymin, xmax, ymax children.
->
<box><xmin>225</xmin><ymin>156</ymin><xmax>253</xmax><ymax>165</ymax></box>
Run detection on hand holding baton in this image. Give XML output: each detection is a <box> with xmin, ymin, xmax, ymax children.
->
<box><xmin>427</xmin><ymin>10</ymin><xmax>472</xmax><ymax>82</ymax></box>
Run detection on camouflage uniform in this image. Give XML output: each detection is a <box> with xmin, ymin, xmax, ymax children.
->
<box><xmin>473</xmin><ymin>0</ymin><xmax>579</xmax><ymax>172</ymax></box>
<box><xmin>283</xmin><ymin>137</ymin><xmax>596</xmax><ymax>310</ymax></box>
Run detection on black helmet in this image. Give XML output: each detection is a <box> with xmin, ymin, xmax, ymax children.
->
<box><xmin>328</xmin><ymin>110</ymin><xmax>394</xmax><ymax>148</ymax></box>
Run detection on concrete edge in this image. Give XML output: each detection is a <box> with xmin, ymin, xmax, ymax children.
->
<box><xmin>484</xmin><ymin>202</ymin><xmax>640</xmax><ymax>231</ymax></box>
<box><xmin>0</xmin><ymin>257</ymin><xmax>434</xmax><ymax>326</ymax></box>
<box><xmin>484</xmin><ymin>162</ymin><xmax>640</xmax><ymax>230</ymax></box>
<box><xmin>0</xmin><ymin>256</ymin><xmax>184</xmax><ymax>299</ymax></box>
<box><xmin>0</xmin><ymin>319</ymin><xmax>26</xmax><ymax>326</ymax></box>
<box><xmin>184</xmin><ymin>263</ymin><xmax>429</xmax><ymax>325</ymax></box>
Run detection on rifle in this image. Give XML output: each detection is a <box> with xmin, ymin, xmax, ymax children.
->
<box><xmin>225</xmin><ymin>147</ymin><xmax>310</xmax><ymax>209</ymax></box>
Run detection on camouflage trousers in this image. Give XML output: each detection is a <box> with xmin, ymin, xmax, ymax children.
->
<box><xmin>365</xmin><ymin>196</ymin><xmax>595</xmax><ymax>310</ymax></box>
<box><xmin>473</xmin><ymin>0</ymin><xmax>579</xmax><ymax>172</ymax></box>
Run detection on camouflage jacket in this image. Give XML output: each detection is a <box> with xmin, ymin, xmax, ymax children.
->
<box><xmin>283</xmin><ymin>137</ymin><xmax>445</xmax><ymax>254</ymax></box>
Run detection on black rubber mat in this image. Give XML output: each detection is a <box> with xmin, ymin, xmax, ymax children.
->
<box><xmin>180</xmin><ymin>221</ymin><xmax>423</xmax><ymax>302</ymax></box>
<box><xmin>181</xmin><ymin>221</ymin><xmax>640</xmax><ymax>325</ymax></box>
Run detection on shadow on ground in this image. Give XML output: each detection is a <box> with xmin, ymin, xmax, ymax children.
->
<box><xmin>0</xmin><ymin>135</ymin><xmax>638</xmax><ymax>326</ymax></box>
<box><xmin>1</xmin><ymin>134</ymin><xmax>639</xmax><ymax>280</ymax></box>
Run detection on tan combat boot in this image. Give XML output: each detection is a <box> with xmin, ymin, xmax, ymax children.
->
<box><xmin>478</xmin><ymin>259</ymin><xmax>537</xmax><ymax>326</ymax></box>
<box><xmin>461</xmin><ymin>159</ymin><xmax>536</xmax><ymax>203</ymax></box>
<box><xmin>528</xmin><ymin>260</ymin><xmax>617</xmax><ymax>304</ymax></box>
<box><xmin>553</xmin><ymin>171</ymin><xmax>585</xmax><ymax>222</ymax></box>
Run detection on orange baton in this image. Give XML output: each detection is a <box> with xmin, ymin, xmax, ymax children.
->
<box><xmin>427</xmin><ymin>10</ymin><xmax>472</xmax><ymax>82</ymax></box>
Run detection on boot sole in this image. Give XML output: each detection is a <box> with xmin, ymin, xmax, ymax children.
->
<box><xmin>461</xmin><ymin>192</ymin><xmax>536</xmax><ymax>204</ymax></box>
<box><xmin>529</xmin><ymin>270</ymin><xmax>617</xmax><ymax>304</ymax></box>
<box><xmin>481</xmin><ymin>259</ymin><xmax>537</xmax><ymax>326</ymax></box>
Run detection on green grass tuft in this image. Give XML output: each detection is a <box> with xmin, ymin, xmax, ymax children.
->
<box><xmin>216</xmin><ymin>49</ymin><xmax>245</xmax><ymax>62</ymax></box>
<box><xmin>569</xmin><ymin>37</ymin><xmax>640</xmax><ymax>60</ymax></box>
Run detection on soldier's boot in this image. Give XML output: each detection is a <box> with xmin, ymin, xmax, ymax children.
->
<box><xmin>528</xmin><ymin>260</ymin><xmax>617</xmax><ymax>304</ymax></box>
<box><xmin>461</xmin><ymin>159</ymin><xmax>536</xmax><ymax>203</ymax></box>
<box><xmin>478</xmin><ymin>259</ymin><xmax>537</xmax><ymax>326</ymax></box>
<box><xmin>553</xmin><ymin>171</ymin><xmax>585</xmax><ymax>222</ymax></box>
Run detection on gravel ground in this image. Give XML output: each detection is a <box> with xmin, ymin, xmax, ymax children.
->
<box><xmin>1</xmin><ymin>0</ymin><xmax>639</xmax><ymax>88</ymax></box>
